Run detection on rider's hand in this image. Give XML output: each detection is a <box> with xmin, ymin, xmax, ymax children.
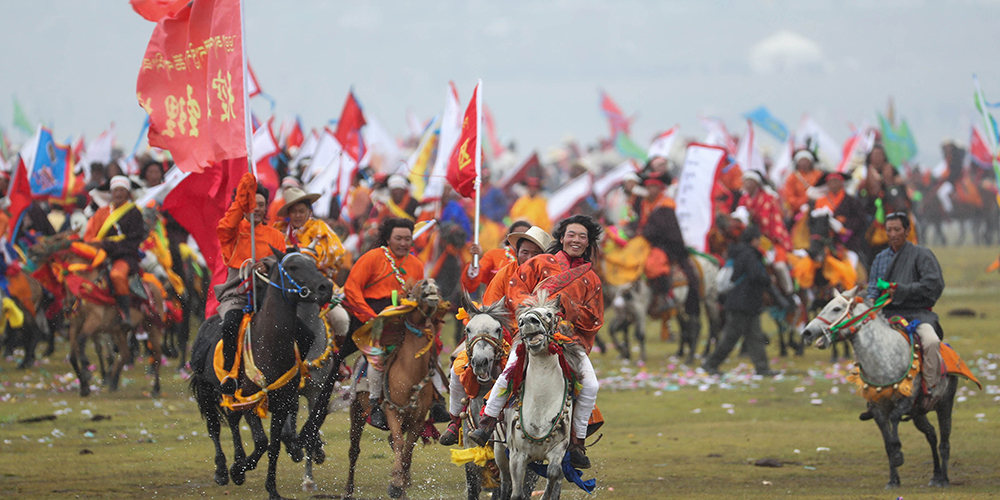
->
<box><xmin>876</xmin><ymin>278</ymin><xmax>893</xmax><ymax>291</ymax></box>
<box><xmin>253</xmin><ymin>261</ymin><xmax>267</xmax><ymax>274</ymax></box>
<box><xmin>469</xmin><ymin>243</ymin><xmax>482</xmax><ymax>258</ymax></box>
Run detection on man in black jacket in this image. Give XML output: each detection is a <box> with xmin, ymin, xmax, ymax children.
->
<box><xmin>701</xmin><ymin>225</ymin><xmax>777</xmax><ymax>376</ymax></box>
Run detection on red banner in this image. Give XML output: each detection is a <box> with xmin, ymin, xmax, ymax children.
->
<box><xmin>446</xmin><ymin>83</ymin><xmax>480</xmax><ymax>198</ymax></box>
<box><xmin>130</xmin><ymin>0</ymin><xmax>189</xmax><ymax>22</ymax></box>
<box><xmin>136</xmin><ymin>0</ymin><xmax>247</xmax><ymax>173</ymax></box>
<box><xmin>334</xmin><ymin>91</ymin><xmax>366</xmax><ymax>162</ymax></box>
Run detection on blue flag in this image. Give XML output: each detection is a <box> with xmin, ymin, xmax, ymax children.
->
<box><xmin>744</xmin><ymin>106</ymin><xmax>789</xmax><ymax>142</ymax></box>
<box><xmin>29</xmin><ymin>128</ymin><xmax>71</xmax><ymax>198</ymax></box>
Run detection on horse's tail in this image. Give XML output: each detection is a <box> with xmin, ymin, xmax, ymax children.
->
<box><xmin>189</xmin><ymin>370</ymin><xmax>224</xmax><ymax>420</ymax></box>
<box><xmin>188</xmin><ymin>314</ymin><xmax>224</xmax><ymax>420</ymax></box>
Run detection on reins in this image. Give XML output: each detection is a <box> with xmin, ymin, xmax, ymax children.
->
<box><xmin>251</xmin><ymin>252</ymin><xmax>317</xmax><ymax>301</ymax></box>
<box><xmin>817</xmin><ymin>288</ymin><xmax>894</xmax><ymax>343</ymax></box>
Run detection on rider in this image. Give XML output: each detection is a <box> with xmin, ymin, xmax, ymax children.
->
<box><xmin>83</xmin><ymin>175</ymin><xmax>147</xmax><ymax>329</ymax></box>
<box><xmin>341</xmin><ymin>218</ymin><xmax>424</xmax><ymax>429</ymax></box>
<box><xmin>866</xmin><ymin>212</ymin><xmax>945</xmax><ymax>411</ymax></box>
<box><xmin>216</xmin><ymin>173</ymin><xmax>287</xmax><ymax>395</ymax></box>
<box><xmin>470</xmin><ymin>215</ymin><xmax>603</xmax><ymax>470</ymax></box>
<box><xmin>272</xmin><ymin>186</ymin><xmax>349</xmax><ymax>373</ymax></box>
<box><xmin>439</xmin><ymin>225</ymin><xmax>553</xmax><ymax>446</ymax></box>
<box><xmin>461</xmin><ymin>220</ymin><xmax>532</xmax><ymax>293</ymax></box>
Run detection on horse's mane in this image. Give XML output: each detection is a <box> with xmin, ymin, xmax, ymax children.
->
<box><xmin>462</xmin><ymin>291</ymin><xmax>512</xmax><ymax>331</ymax></box>
<box><xmin>515</xmin><ymin>289</ymin><xmax>560</xmax><ymax>319</ymax></box>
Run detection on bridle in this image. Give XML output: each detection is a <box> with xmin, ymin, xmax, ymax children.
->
<box><xmin>251</xmin><ymin>252</ymin><xmax>318</xmax><ymax>302</ymax></box>
<box><xmin>814</xmin><ymin>290</ymin><xmax>893</xmax><ymax>344</ymax></box>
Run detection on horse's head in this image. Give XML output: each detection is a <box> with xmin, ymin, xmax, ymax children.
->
<box><xmin>268</xmin><ymin>244</ymin><xmax>333</xmax><ymax>304</ymax></box>
<box><xmin>516</xmin><ymin>291</ymin><xmax>561</xmax><ymax>355</ymax></box>
<box><xmin>29</xmin><ymin>232</ymin><xmax>73</xmax><ymax>263</ymax></box>
<box><xmin>801</xmin><ymin>286</ymin><xmax>860</xmax><ymax>349</ymax></box>
<box><xmin>408</xmin><ymin>278</ymin><xmax>442</xmax><ymax>315</ymax></box>
<box><xmin>461</xmin><ymin>291</ymin><xmax>510</xmax><ymax>383</ymax></box>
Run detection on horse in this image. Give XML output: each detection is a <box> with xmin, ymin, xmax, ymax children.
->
<box><xmin>188</xmin><ymin>245</ymin><xmax>333</xmax><ymax>500</ymax></box>
<box><xmin>493</xmin><ymin>291</ymin><xmax>582</xmax><ymax>500</ymax></box>
<box><xmin>29</xmin><ymin>234</ymin><xmax>166</xmax><ymax>397</ymax></box>
<box><xmin>344</xmin><ymin>278</ymin><xmax>449</xmax><ymax>500</ymax></box>
<box><xmin>454</xmin><ymin>292</ymin><xmax>512</xmax><ymax>500</ymax></box>
<box><xmin>801</xmin><ymin>287</ymin><xmax>958</xmax><ymax>489</ymax></box>
<box><xmin>0</xmin><ymin>270</ymin><xmax>47</xmax><ymax>369</ymax></box>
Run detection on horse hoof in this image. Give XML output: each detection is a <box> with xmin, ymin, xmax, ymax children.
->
<box><xmin>885</xmin><ymin>482</ymin><xmax>900</xmax><ymax>490</ymax></box>
<box><xmin>288</xmin><ymin>447</ymin><xmax>304</xmax><ymax>463</ymax></box>
<box><xmin>79</xmin><ymin>384</ymin><xmax>91</xmax><ymax>397</ymax></box>
<box><xmin>214</xmin><ymin>470</ymin><xmax>229</xmax><ymax>486</ymax></box>
<box><xmin>388</xmin><ymin>484</ymin><xmax>404</xmax><ymax>499</ymax></box>
<box><xmin>310</xmin><ymin>446</ymin><xmax>326</xmax><ymax>465</ymax></box>
<box><xmin>930</xmin><ymin>478</ymin><xmax>949</xmax><ymax>488</ymax></box>
<box><xmin>230</xmin><ymin>464</ymin><xmax>246</xmax><ymax>486</ymax></box>
<box><xmin>301</xmin><ymin>479</ymin><xmax>317</xmax><ymax>492</ymax></box>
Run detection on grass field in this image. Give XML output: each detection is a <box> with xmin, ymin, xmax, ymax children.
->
<box><xmin>1</xmin><ymin>246</ymin><xmax>998</xmax><ymax>499</ymax></box>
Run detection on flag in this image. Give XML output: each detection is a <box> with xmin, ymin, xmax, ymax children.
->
<box><xmin>970</xmin><ymin>126</ymin><xmax>995</xmax><ymax>168</ymax></box>
<box><xmin>333</xmin><ymin>90</ymin><xmax>366</xmax><ymax>162</ymax></box>
<box><xmin>362</xmin><ymin>113</ymin><xmax>403</xmax><ymax>174</ymax></box>
<box><xmin>973</xmin><ymin>75</ymin><xmax>1000</xmax><ymax>208</ymax></box>
<box><xmin>405</xmin><ymin>109</ymin><xmax>425</xmax><ymax>139</ymax></box>
<box><xmin>744</xmin><ymin>106</ymin><xmax>789</xmax><ymax>142</ymax></box>
<box><xmin>592</xmin><ymin>159</ymin><xmax>638</xmax><ymax>199</ymax></box>
<box><xmin>0</xmin><ymin>128</ymin><xmax>11</xmax><ymax>160</ymax></box>
<box><xmin>769</xmin><ymin>138</ymin><xmax>794</xmax><ymax>186</ymax></box>
<box><xmin>401</xmin><ymin>116</ymin><xmax>440</xmax><ymax>199</ymax></box>
<box><xmin>599</xmin><ymin>90</ymin><xmax>632</xmax><ymax>137</ymax></box>
<box><xmin>446</xmin><ymin>81</ymin><xmax>481</xmax><ymax>199</ymax></box>
<box><xmin>424</xmin><ymin>82</ymin><xmax>462</xmax><ymax>202</ymax></box>
<box><xmin>795</xmin><ymin>115</ymin><xmax>842</xmax><ymax>168</ymax></box>
<box><xmin>303</xmin><ymin>127</ymin><xmax>340</xmax><ymax>182</ymax></box>
<box><xmin>281</xmin><ymin>116</ymin><xmax>304</xmax><ymax>151</ymax></box>
<box><xmin>499</xmin><ymin>151</ymin><xmax>540</xmax><ymax>190</ymax></box>
<box><xmin>5</xmin><ymin>156</ymin><xmax>33</xmax><ymax>240</ymax></box>
<box><xmin>547</xmin><ymin>173</ymin><xmax>594</xmax><ymax>221</ymax></box>
<box><xmin>647</xmin><ymin>126</ymin><xmax>679</xmax><ymax>160</ymax></box>
<box><xmin>614</xmin><ymin>132</ymin><xmax>647</xmax><ymax>161</ymax></box>
<box><xmin>675</xmin><ymin>144</ymin><xmax>729</xmax><ymax>252</ymax></box>
<box><xmin>77</xmin><ymin>124</ymin><xmax>116</xmax><ymax>183</ymax></box>
<box><xmin>876</xmin><ymin>112</ymin><xmax>917</xmax><ymax>167</ymax></box>
<box><xmin>12</xmin><ymin>97</ymin><xmax>33</xmax><ymax>135</ymax></box>
<box><xmin>130</xmin><ymin>0</ymin><xmax>189</xmax><ymax>22</ymax></box>
<box><xmin>27</xmin><ymin>127</ymin><xmax>72</xmax><ymax>199</ymax></box>
<box><xmin>482</xmin><ymin>104</ymin><xmax>504</xmax><ymax>161</ymax></box>
<box><xmin>246</xmin><ymin>60</ymin><xmax>262</xmax><ymax>98</ymax></box>
<box><xmin>288</xmin><ymin>128</ymin><xmax>318</xmax><ymax>176</ymax></box>
<box><xmin>251</xmin><ymin>116</ymin><xmax>279</xmax><ymax>195</ymax></box>
<box><xmin>700</xmin><ymin>117</ymin><xmax>737</xmax><ymax>155</ymax></box>
<box><xmin>735</xmin><ymin>120</ymin><xmax>765</xmax><ymax>174</ymax></box>
<box><xmin>136</xmin><ymin>0</ymin><xmax>248</xmax><ymax>173</ymax></box>
<box><xmin>836</xmin><ymin>126</ymin><xmax>876</xmax><ymax>173</ymax></box>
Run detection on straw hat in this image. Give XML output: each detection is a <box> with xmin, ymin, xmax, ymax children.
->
<box><xmin>276</xmin><ymin>187</ymin><xmax>321</xmax><ymax>217</ymax></box>
<box><xmin>506</xmin><ymin>226</ymin><xmax>554</xmax><ymax>253</ymax></box>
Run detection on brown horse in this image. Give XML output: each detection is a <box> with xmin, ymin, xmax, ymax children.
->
<box><xmin>31</xmin><ymin>234</ymin><xmax>165</xmax><ymax>397</ymax></box>
<box><xmin>345</xmin><ymin>279</ymin><xmax>449</xmax><ymax>500</ymax></box>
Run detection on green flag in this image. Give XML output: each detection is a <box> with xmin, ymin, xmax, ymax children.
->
<box><xmin>0</xmin><ymin>127</ymin><xmax>9</xmax><ymax>160</ymax></box>
<box><xmin>614</xmin><ymin>132</ymin><xmax>647</xmax><ymax>161</ymax></box>
<box><xmin>12</xmin><ymin>97</ymin><xmax>33</xmax><ymax>135</ymax></box>
<box><xmin>877</xmin><ymin>112</ymin><xmax>917</xmax><ymax>166</ymax></box>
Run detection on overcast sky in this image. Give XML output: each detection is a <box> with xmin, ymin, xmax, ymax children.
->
<box><xmin>3</xmin><ymin>0</ymin><xmax>1000</xmax><ymax>166</ymax></box>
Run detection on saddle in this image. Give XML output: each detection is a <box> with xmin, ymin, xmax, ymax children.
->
<box><xmin>848</xmin><ymin>317</ymin><xmax>982</xmax><ymax>403</ymax></box>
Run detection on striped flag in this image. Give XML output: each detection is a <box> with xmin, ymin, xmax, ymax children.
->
<box><xmin>973</xmin><ymin>75</ymin><xmax>1000</xmax><ymax>208</ymax></box>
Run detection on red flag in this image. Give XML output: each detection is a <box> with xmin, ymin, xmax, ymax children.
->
<box><xmin>971</xmin><ymin>126</ymin><xmax>994</xmax><ymax>167</ymax></box>
<box><xmin>6</xmin><ymin>157</ymin><xmax>33</xmax><ymax>239</ymax></box>
<box><xmin>334</xmin><ymin>91</ymin><xmax>366</xmax><ymax>162</ymax></box>
<box><xmin>482</xmin><ymin>104</ymin><xmax>504</xmax><ymax>161</ymax></box>
<box><xmin>599</xmin><ymin>90</ymin><xmax>632</xmax><ymax>137</ymax></box>
<box><xmin>285</xmin><ymin>118</ymin><xmax>304</xmax><ymax>151</ymax></box>
<box><xmin>498</xmin><ymin>151</ymin><xmax>539</xmax><ymax>190</ymax></box>
<box><xmin>446</xmin><ymin>82</ymin><xmax>480</xmax><ymax>198</ymax></box>
<box><xmin>246</xmin><ymin>60</ymin><xmax>262</xmax><ymax>98</ymax></box>
<box><xmin>130</xmin><ymin>0</ymin><xmax>189</xmax><ymax>22</ymax></box>
<box><xmin>136</xmin><ymin>0</ymin><xmax>248</xmax><ymax>173</ymax></box>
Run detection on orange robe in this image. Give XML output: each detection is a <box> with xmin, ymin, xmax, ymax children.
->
<box><xmin>506</xmin><ymin>252</ymin><xmax>604</xmax><ymax>352</ymax></box>
<box><xmin>638</xmin><ymin>193</ymin><xmax>676</xmax><ymax>229</ymax></box>
<box><xmin>461</xmin><ymin>247</ymin><xmax>515</xmax><ymax>292</ymax></box>
<box><xmin>781</xmin><ymin>169</ymin><xmax>823</xmax><ymax>215</ymax></box>
<box><xmin>342</xmin><ymin>247</ymin><xmax>424</xmax><ymax>324</ymax></box>
<box><xmin>218</xmin><ymin>173</ymin><xmax>287</xmax><ymax>269</ymax></box>
<box><xmin>483</xmin><ymin>261</ymin><xmax>518</xmax><ymax>310</ymax></box>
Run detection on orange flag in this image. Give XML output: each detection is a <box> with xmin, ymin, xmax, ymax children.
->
<box><xmin>446</xmin><ymin>81</ymin><xmax>480</xmax><ymax>198</ymax></box>
<box><xmin>135</xmin><ymin>0</ymin><xmax>248</xmax><ymax>173</ymax></box>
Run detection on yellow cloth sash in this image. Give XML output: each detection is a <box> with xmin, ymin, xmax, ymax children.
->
<box><xmin>388</xmin><ymin>199</ymin><xmax>415</xmax><ymax>220</ymax></box>
<box><xmin>95</xmin><ymin>202</ymin><xmax>136</xmax><ymax>241</ymax></box>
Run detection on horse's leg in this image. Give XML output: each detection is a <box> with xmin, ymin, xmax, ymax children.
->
<box><xmin>280</xmin><ymin>406</ymin><xmax>304</xmax><ymax>463</ymax></box>
<box><xmin>911</xmin><ymin>412</ymin><xmax>944</xmax><ymax>486</ymax></box>
<box><xmin>541</xmin><ymin>445</ymin><xmax>566</xmax><ymax>500</ymax></box>
<box><xmin>300</xmin><ymin>393</ymin><xmax>318</xmax><ymax>492</ymax></box>
<box><xmin>68</xmin><ymin>323</ymin><xmax>91</xmax><ymax>397</ymax></box>
<box><xmin>146</xmin><ymin>321</ymin><xmax>162</xmax><ymax>397</ymax></box>
<box><xmin>298</xmin><ymin>359</ymin><xmax>344</xmax><ymax>464</ymax></box>
<box><xmin>464</xmin><ymin>461</ymin><xmax>482</xmax><ymax>500</ymax></box>
<box><xmin>387</xmin><ymin>413</ymin><xmax>409</xmax><ymax>499</ymax></box>
<box><xmin>508</xmin><ymin>450</ymin><xmax>530</xmax><ymax>500</ymax></box>
<box><xmin>264</xmin><ymin>406</ymin><xmax>289</xmax><ymax>500</ymax></box>
<box><xmin>195</xmin><ymin>381</ymin><xmax>229</xmax><ymax>486</ymax></box>
<box><xmin>933</xmin><ymin>378</ymin><xmax>957</xmax><ymax>487</ymax></box>
<box><xmin>108</xmin><ymin>326</ymin><xmax>130</xmax><ymax>392</ymax></box>
<box><xmin>345</xmin><ymin>396</ymin><xmax>366</xmax><ymax>499</ymax></box>
<box><xmin>871</xmin><ymin>408</ymin><xmax>903</xmax><ymax>488</ymax></box>
<box><xmin>606</xmin><ymin>316</ymin><xmax>627</xmax><ymax>359</ymax></box>
<box><xmin>636</xmin><ymin>311</ymin><xmax>648</xmax><ymax>364</ymax></box>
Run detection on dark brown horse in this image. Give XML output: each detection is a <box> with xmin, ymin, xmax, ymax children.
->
<box><xmin>189</xmin><ymin>246</ymin><xmax>332</xmax><ymax>500</ymax></box>
<box><xmin>345</xmin><ymin>279</ymin><xmax>449</xmax><ymax>500</ymax></box>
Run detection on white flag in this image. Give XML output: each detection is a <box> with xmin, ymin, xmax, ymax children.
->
<box><xmin>647</xmin><ymin>126</ymin><xmax>679</xmax><ymax>160</ymax></box>
<box><xmin>78</xmin><ymin>124</ymin><xmax>116</xmax><ymax>183</ymax></box>
<box><xmin>593</xmin><ymin>160</ymin><xmax>638</xmax><ymax>199</ymax></box>
<box><xmin>735</xmin><ymin>120</ymin><xmax>765</xmax><ymax>174</ymax></box>
<box><xmin>795</xmin><ymin>115</ymin><xmax>842</xmax><ymax>169</ymax></box>
<box><xmin>423</xmin><ymin>82</ymin><xmax>462</xmax><ymax>201</ymax></box>
<box><xmin>547</xmin><ymin>173</ymin><xmax>594</xmax><ymax>221</ymax></box>
<box><xmin>676</xmin><ymin>145</ymin><xmax>727</xmax><ymax>252</ymax></box>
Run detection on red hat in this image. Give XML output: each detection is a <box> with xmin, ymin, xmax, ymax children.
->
<box><xmin>525</xmin><ymin>178</ymin><xmax>541</xmax><ymax>188</ymax></box>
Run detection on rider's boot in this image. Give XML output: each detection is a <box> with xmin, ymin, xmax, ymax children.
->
<box><xmin>468</xmin><ymin>415</ymin><xmax>496</xmax><ymax>447</ymax></box>
<box><xmin>368</xmin><ymin>398</ymin><xmax>389</xmax><ymax>430</ymax></box>
<box><xmin>115</xmin><ymin>295</ymin><xmax>133</xmax><ymax>330</ymax></box>
<box><xmin>569</xmin><ymin>434</ymin><xmax>591</xmax><ymax>469</ymax></box>
<box><xmin>219</xmin><ymin>309</ymin><xmax>242</xmax><ymax>396</ymax></box>
<box><xmin>439</xmin><ymin>414</ymin><xmax>462</xmax><ymax>446</ymax></box>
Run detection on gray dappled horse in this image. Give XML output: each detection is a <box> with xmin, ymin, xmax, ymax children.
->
<box><xmin>494</xmin><ymin>292</ymin><xmax>583</xmax><ymax>500</ymax></box>
<box><xmin>801</xmin><ymin>287</ymin><xmax>957</xmax><ymax>489</ymax></box>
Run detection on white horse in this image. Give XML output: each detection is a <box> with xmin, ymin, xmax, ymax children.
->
<box><xmin>801</xmin><ymin>287</ymin><xmax>957</xmax><ymax>489</ymax></box>
<box><xmin>494</xmin><ymin>293</ymin><xmax>583</xmax><ymax>500</ymax></box>
<box><xmin>456</xmin><ymin>293</ymin><xmax>512</xmax><ymax>500</ymax></box>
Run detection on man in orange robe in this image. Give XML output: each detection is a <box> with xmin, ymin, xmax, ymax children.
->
<box><xmin>215</xmin><ymin>173</ymin><xmax>287</xmax><ymax>394</ymax></box>
<box><xmin>341</xmin><ymin>218</ymin><xmax>425</xmax><ymax>428</ymax></box>
<box><xmin>781</xmin><ymin>149</ymin><xmax>824</xmax><ymax>217</ymax></box>
<box><xmin>439</xmin><ymin>225</ymin><xmax>552</xmax><ymax>446</ymax></box>
<box><xmin>461</xmin><ymin>220</ymin><xmax>531</xmax><ymax>293</ymax></box>
<box><xmin>471</xmin><ymin>215</ymin><xmax>604</xmax><ymax>470</ymax></box>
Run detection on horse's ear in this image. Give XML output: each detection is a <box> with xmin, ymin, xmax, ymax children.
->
<box><xmin>833</xmin><ymin>288</ymin><xmax>843</xmax><ymax>301</ymax></box>
<box><xmin>842</xmin><ymin>286</ymin><xmax>858</xmax><ymax>300</ymax></box>
<box><xmin>270</xmin><ymin>245</ymin><xmax>285</xmax><ymax>260</ymax></box>
<box><xmin>461</xmin><ymin>290</ymin><xmax>477</xmax><ymax>315</ymax></box>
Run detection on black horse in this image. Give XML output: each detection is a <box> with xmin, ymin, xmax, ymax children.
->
<box><xmin>189</xmin><ymin>245</ymin><xmax>332</xmax><ymax>500</ymax></box>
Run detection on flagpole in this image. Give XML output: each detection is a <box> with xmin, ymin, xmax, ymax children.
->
<box><xmin>241</xmin><ymin>0</ymin><xmax>257</xmax><ymax>312</ymax></box>
<box><xmin>473</xmin><ymin>79</ymin><xmax>483</xmax><ymax>268</ymax></box>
